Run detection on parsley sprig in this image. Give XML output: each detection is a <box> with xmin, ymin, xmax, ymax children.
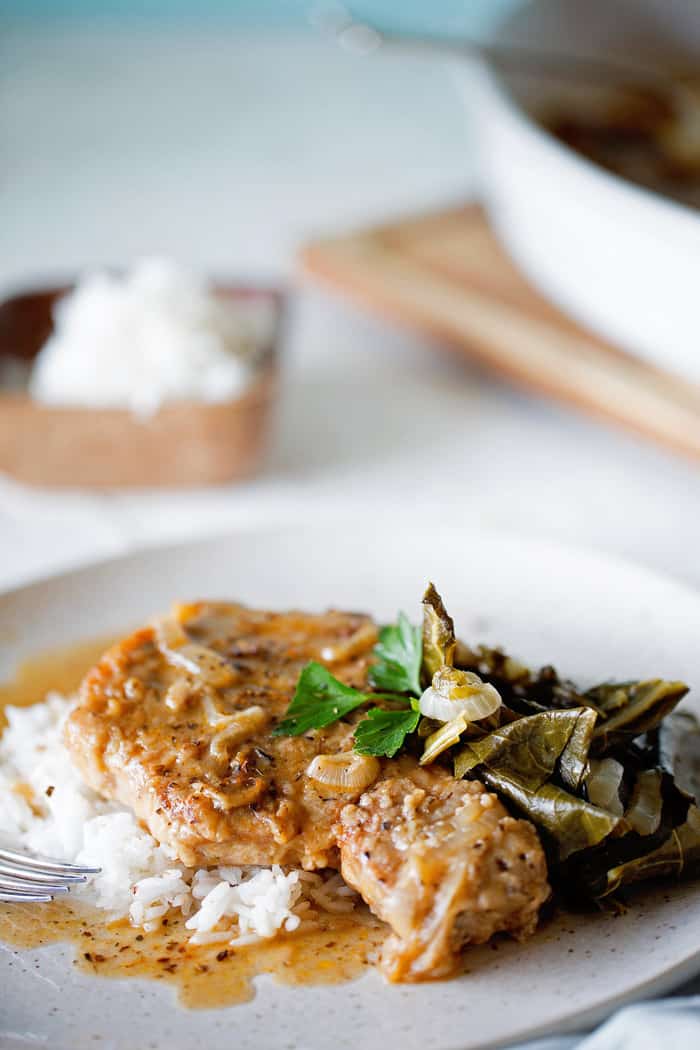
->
<box><xmin>369</xmin><ymin>614</ymin><xmax>422</xmax><ymax>697</ymax></box>
<box><xmin>272</xmin><ymin>662</ymin><xmax>368</xmax><ymax>737</ymax></box>
<box><xmin>353</xmin><ymin>702</ymin><xmax>421</xmax><ymax>757</ymax></box>
<box><xmin>273</xmin><ymin>613</ymin><xmax>423</xmax><ymax>757</ymax></box>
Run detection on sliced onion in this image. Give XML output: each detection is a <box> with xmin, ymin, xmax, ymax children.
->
<box><xmin>156</xmin><ymin>618</ymin><xmax>236</xmax><ymax>688</ymax></box>
<box><xmin>626</xmin><ymin>768</ymin><xmax>663</xmax><ymax>835</ymax></box>
<box><xmin>171</xmin><ymin>643</ymin><xmax>236</xmax><ymax>686</ymax></box>
<box><xmin>156</xmin><ymin>616</ymin><xmax>189</xmax><ymax>649</ymax></box>
<box><xmin>164</xmin><ymin>679</ymin><xmax>192</xmax><ymax>712</ymax></box>
<box><xmin>195</xmin><ymin>777</ymin><xmax>267</xmax><ymax>810</ymax></box>
<box><xmin>306</xmin><ymin>753</ymin><xmax>380</xmax><ymax>792</ymax></box>
<box><xmin>586</xmin><ymin>758</ymin><xmax>625</xmax><ymax>816</ymax></box>
<box><xmin>419</xmin><ymin>667</ymin><xmax>501</xmax><ymax>723</ymax></box>
<box><xmin>420</xmin><ymin>714</ymin><xmax>468</xmax><ymax>766</ymax></box>
<box><xmin>320</xmin><ymin>622</ymin><xmax>378</xmax><ymax>664</ymax></box>
<box><xmin>209</xmin><ymin>705</ymin><xmax>269</xmax><ymax>759</ymax></box>
<box><xmin>202</xmin><ymin>693</ymin><xmax>236</xmax><ymax>727</ymax></box>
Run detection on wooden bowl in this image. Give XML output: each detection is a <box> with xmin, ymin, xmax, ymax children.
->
<box><xmin>0</xmin><ymin>284</ymin><xmax>283</xmax><ymax>488</ymax></box>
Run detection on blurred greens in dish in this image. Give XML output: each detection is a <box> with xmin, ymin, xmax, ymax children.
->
<box><xmin>276</xmin><ymin>582</ymin><xmax>700</xmax><ymax>903</ymax></box>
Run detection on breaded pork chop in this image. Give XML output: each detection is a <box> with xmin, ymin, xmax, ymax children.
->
<box><xmin>337</xmin><ymin>776</ymin><xmax>548</xmax><ymax>981</ymax></box>
<box><xmin>65</xmin><ymin>601</ymin><xmax>550</xmax><ymax>980</ymax></box>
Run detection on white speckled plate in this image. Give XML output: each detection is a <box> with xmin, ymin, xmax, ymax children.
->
<box><xmin>1</xmin><ymin>524</ymin><xmax>700</xmax><ymax>1050</ymax></box>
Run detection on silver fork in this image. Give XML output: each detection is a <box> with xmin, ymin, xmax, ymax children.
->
<box><xmin>0</xmin><ymin>846</ymin><xmax>100</xmax><ymax>903</ymax></box>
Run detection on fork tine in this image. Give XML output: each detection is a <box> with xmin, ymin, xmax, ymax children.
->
<box><xmin>0</xmin><ymin>890</ymin><xmax>53</xmax><ymax>903</ymax></box>
<box><xmin>0</xmin><ymin>847</ymin><xmax>100</xmax><ymax>876</ymax></box>
<box><xmin>0</xmin><ymin>860</ymin><xmax>88</xmax><ymax>884</ymax></box>
<box><xmin>0</xmin><ymin>873</ymin><xmax>69</xmax><ymax>895</ymax></box>
<box><xmin>0</xmin><ymin>846</ymin><xmax>101</xmax><ymax>902</ymax></box>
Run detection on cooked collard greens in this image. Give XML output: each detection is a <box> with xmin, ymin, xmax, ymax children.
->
<box><xmin>274</xmin><ymin>582</ymin><xmax>700</xmax><ymax>903</ymax></box>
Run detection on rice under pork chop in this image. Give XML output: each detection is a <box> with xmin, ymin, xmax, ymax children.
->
<box><xmin>64</xmin><ymin>601</ymin><xmax>549</xmax><ymax>980</ymax></box>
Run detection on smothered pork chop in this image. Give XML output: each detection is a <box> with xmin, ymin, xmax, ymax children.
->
<box><xmin>66</xmin><ymin>603</ymin><xmax>376</xmax><ymax>872</ymax></box>
<box><xmin>65</xmin><ymin>601</ymin><xmax>549</xmax><ymax>980</ymax></box>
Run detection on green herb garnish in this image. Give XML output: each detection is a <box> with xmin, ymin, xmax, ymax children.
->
<box><xmin>273</xmin><ymin>610</ymin><xmax>423</xmax><ymax>755</ymax></box>
<box><xmin>272</xmin><ymin>662</ymin><xmax>368</xmax><ymax>737</ymax></box>
<box><xmin>369</xmin><ymin>613</ymin><xmax>422</xmax><ymax>697</ymax></box>
<box><xmin>354</xmin><ymin>702</ymin><xmax>421</xmax><ymax>758</ymax></box>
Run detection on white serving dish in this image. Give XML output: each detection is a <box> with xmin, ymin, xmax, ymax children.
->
<box><xmin>455</xmin><ymin>0</ymin><xmax>700</xmax><ymax>382</ymax></box>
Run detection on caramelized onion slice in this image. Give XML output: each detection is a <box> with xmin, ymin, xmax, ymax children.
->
<box><xmin>420</xmin><ymin>714</ymin><xmax>468</xmax><ymax>766</ymax></box>
<box><xmin>155</xmin><ymin>617</ymin><xmax>236</xmax><ymax>688</ymax></box>
<box><xmin>209</xmin><ymin>706</ymin><xmax>269</xmax><ymax>759</ymax></box>
<box><xmin>586</xmin><ymin>758</ymin><xmax>625</xmax><ymax>817</ymax></box>
<box><xmin>164</xmin><ymin>679</ymin><xmax>192</xmax><ymax>712</ymax></box>
<box><xmin>626</xmin><ymin>768</ymin><xmax>664</xmax><ymax>835</ymax></box>
<box><xmin>419</xmin><ymin>667</ymin><xmax>501</xmax><ymax>724</ymax></box>
<box><xmin>306</xmin><ymin>752</ymin><xmax>380</xmax><ymax>792</ymax></box>
<box><xmin>320</xmin><ymin>622</ymin><xmax>378</xmax><ymax>664</ymax></box>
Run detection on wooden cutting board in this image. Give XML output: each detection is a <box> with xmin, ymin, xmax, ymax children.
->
<box><xmin>300</xmin><ymin>205</ymin><xmax>700</xmax><ymax>460</ymax></box>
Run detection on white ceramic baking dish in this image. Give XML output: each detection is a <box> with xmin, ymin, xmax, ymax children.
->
<box><xmin>456</xmin><ymin>0</ymin><xmax>700</xmax><ymax>382</ymax></box>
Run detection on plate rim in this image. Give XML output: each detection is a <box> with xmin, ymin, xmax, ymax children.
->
<box><xmin>0</xmin><ymin>519</ymin><xmax>696</xmax><ymax>608</ymax></box>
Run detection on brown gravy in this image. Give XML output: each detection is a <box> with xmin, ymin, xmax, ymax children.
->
<box><xmin>0</xmin><ymin>900</ymin><xmax>384</xmax><ymax>1009</ymax></box>
<box><xmin>0</xmin><ymin>638</ymin><xmax>387</xmax><ymax>1008</ymax></box>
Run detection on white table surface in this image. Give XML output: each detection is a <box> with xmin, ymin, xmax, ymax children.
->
<box><xmin>1</xmin><ymin>19</ymin><xmax>700</xmax><ymax>593</ymax></box>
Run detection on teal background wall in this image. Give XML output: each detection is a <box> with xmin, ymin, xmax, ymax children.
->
<box><xmin>0</xmin><ymin>0</ymin><xmax>524</xmax><ymax>35</ymax></box>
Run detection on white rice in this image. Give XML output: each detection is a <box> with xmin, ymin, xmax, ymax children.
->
<box><xmin>29</xmin><ymin>258</ymin><xmax>273</xmax><ymax>418</ymax></box>
<box><xmin>0</xmin><ymin>694</ymin><xmax>356</xmax><ymax>944</ymax></box>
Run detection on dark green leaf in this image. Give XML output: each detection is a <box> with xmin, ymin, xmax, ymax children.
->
<box><xmin>454</xmin><ymin>708</ymin><xmax>592</xmax><ymax>790</ymax></box>
<box><xmin>421</xmin><ymin>582</ymin><xmax>456</xmax><ymax>681</ymax></box>
<box><xmin>451</xmin><ymin>634</ymin><xmax>698</xmax><ymax>895</ymax></box>
<box><xmin>658</xmin><ymin>711</ymin><xmax>700</xmax><ymax>800</ymax></box>
<box><xmin>353</xmin><ymin>705</ymin><xmax>421</xmax><ymax>758</ymax></box>
<box><xmin>454</xmin><ymin>708</ymin><xmax>620</xmax><ymax>861</ymax></box>
<box><xmin>455</xmin><ymin>643</ymin><xmax>590</xmax><ymax>717</ymax></box>
<box><xmin>561</xmin><ymin>767</ymin><xmax>693</xmax><ymax>897</ymax></box>
<box><xmin>559</xmin><ymin>707</ymin><xmax>598</xmax><ymax>792</ymax></box>
<box><xmin>272</xmin><ymin>661</ymin><xmax>367</xmax><ymax>737</ymax></box>
<box><xmin>602</xmin><ymin>804</ymin><xmax>700</xmax><ymax>894</ymax></box>
<box><xmin>369</xmin><ymin>613</ymin><xmax>422</xmax><ymax>697</ymax></box>
<box><xmin>478</xmin><ymin>768</ymin><xmax>620</xmax><ymax>861</ymax></box>
<box><xmin>589</xmin><ymin>679</ymin><xmax>689</xmax><ymax>754</ymax></box>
